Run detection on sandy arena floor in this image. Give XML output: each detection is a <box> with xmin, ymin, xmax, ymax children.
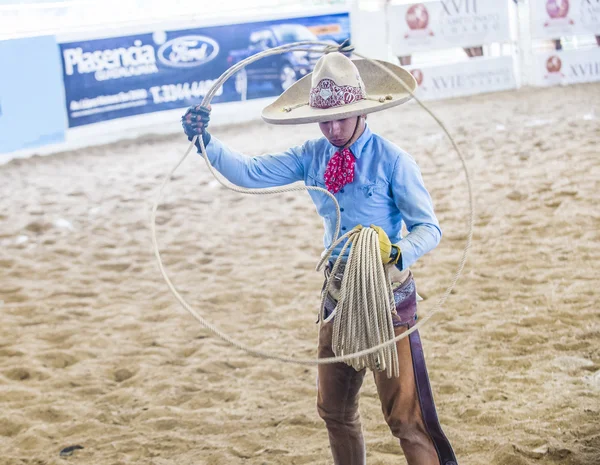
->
<box><xmin>1</xmin><ymin>83</ymin><xmax>599</xmax><ymax>465</ymax></box>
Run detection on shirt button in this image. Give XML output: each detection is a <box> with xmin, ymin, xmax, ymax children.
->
<box><xmin>342</xmin><ymin>226</ymin><xmax>347</xmax><ymax>231</ymax></box>
<box><xmin>340</xmin><ymin>189</ymin><xmax>345</xmax><ymax>193</ymax></box>
<box><xmin>340</xmin><ymin>208</ymin><xmax>344</xmax><ymax>212</ymax></box>
<box><xmin>368</xmin><ymin>193</ymin><xmax>372</xmax><ymax>197</ymax></box>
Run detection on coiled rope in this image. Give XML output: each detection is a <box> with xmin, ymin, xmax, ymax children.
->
<box><xmin>324</xmin><ymin>227</ymin><xmax>400</xmax><ymax>378</ymax></box>
<box><xmin>150</xmin><ymin>41</ymin><xmax>474</xmax><ymax>371</ymax></box>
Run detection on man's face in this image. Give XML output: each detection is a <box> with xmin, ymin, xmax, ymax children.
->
<box><xmin>319</xmin><ymin>116</ymin><xmax>361</xmax><ymax>147</ymax></box>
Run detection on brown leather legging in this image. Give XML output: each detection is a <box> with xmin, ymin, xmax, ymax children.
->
<box><xmin>317</xmin><ymin>276</ymin><xmax>457</xmax><ymax>465</ymax></box>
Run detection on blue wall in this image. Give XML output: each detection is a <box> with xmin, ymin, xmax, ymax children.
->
<box><xmin>0</xmin><ymin>35</ymin><xmax>67</xmax><ymax>154</ymax></box>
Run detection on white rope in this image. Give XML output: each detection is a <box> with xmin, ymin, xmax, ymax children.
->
<box><xmin>331</xmin><ymin>228</ymin><xmax>399</xmax><ymax>378</ymax></box>
<box><xmin>151</xmin><ymin>41</ymin><xmax>474</xmax><ymax>368</ymax></box>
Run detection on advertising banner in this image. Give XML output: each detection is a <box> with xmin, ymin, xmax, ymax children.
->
<box><xmin>0</xmin><ymin>36</ymin><xmax>67</xmax><ymax>154</ymax></box>
<box><xmin>58</xmin><ymin>13</ymin><xmax>350</xmax><ymax>128</ymax></box>
<box><xmin>388</xmin><ymin>1</ymin><xmax>512</xmax><ymax>56</ymax></box>
<box><xmin>406</xmin><ymin>56</ymin><xmax>517</xmax><ymax>100</ymax></box>
<box><xmin>529</xmin><ymin>0</ymin><xmax>600</xmax><ymax>39</ymax></box>
<box><xmin>532</xmin><ymin>47</ymin><xmax>600</xmax><ymax>86</ymax></box>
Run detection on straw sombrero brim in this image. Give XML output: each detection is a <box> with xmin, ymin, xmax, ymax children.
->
<box><xmin>261</xmin><ymin>58</ymin><xmax>417</xmax><ymax>125</ymax></box>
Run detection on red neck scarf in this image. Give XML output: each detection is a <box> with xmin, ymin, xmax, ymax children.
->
<box><xmin>324</xmin><ymin>147</ymin><xmax>356</xmax><ymax>194</ymax></box>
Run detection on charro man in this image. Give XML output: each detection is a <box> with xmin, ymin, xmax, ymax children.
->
<box><xmin>182</xmin><ymin>52</ymin><xmax>458</xmax><ymax>465</ymax></box>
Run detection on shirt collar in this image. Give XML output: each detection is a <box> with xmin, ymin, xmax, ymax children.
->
<box><xmin>347</xmin><ymin>123</ymin><xmax>372</xmax><ymax>159</ymax></box>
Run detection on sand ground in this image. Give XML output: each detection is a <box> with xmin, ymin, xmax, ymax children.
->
<box><xmin>0</xmin><ymin>83</ymin><xmax>599</xmax><ymax>465</ymax></box>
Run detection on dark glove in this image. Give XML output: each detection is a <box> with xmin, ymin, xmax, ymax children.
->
<box><xmin>181</xmin><ymin>104</ymin><xmax>212</xmax><ymax>148</ymax></box>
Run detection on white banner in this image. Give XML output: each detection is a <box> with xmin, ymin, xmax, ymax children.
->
<box><xmin>388</xmin><ymin>1</ymin><xmax>512</xmax><ymax>56</ymax></box>
<box><xmin>529</xmin><ymin>0</ymin><xmax>600</xmax><ymax>39</ymax></box>
<box><xmin>532</xmin><ymin>47</ymin><xmax>600</xmax><ymax>85</ymax></box>
<box><xmin>406</xmin><ymin>56</ymin><xmax>517</xmax><ymax>100</ymax></box>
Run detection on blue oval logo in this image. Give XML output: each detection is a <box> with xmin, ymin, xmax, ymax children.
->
<box><xmin>157</xmin><ymin>35</ymin><xmax>219</xmax><ymax>68</ymax></box>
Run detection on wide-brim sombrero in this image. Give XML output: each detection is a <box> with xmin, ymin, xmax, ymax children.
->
<box><xmin>262</xmin><ymin>57</ymin><xmax>417</xmax><ymax>125</ymax></box>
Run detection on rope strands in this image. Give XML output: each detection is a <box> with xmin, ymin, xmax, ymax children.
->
<box><xmin>150</xmin><ymin>40</ymin><xmax>475</xmax><ymax>369</ymax></box>
<box><xmin>331</xmin><ymin>228</ymin><xmax>399</xmax><ymax>378</ymax></box>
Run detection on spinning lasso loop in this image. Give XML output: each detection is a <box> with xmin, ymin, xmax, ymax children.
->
<box><xmin>151</xmin><ymin>41</ymin><xmax>474</xmax><ymax>367</ymax></box>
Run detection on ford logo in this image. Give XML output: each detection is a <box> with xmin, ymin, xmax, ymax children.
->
<box><xmin>157</xmin><ymin>35</ymin><xmax>219</xmax><ymax>68</ymax></box>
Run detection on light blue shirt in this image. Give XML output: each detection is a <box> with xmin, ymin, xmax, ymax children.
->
<box><xmin>202</xmin><ymin>124</ymin><xmax>441</xmax><ymax>269</ymax></box>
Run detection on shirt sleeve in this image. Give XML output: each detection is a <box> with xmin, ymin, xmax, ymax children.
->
<box><xmin>200</xmin><ymin>136</ymin><xmax>305</xmax><ymax>188</ymax></box>
<box><xmin>391</xmin><ymin>152</ymin><xmax>442</xmax><ymax>269</ymax></box>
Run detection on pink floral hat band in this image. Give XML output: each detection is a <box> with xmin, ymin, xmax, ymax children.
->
<box><xmin>309</xmin><ymin>78</ymin><xmax>367</xmax><ymax>110</ymax></box>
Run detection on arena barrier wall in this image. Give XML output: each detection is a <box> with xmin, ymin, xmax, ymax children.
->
<box><xmin>1</xmin><ymin>6</ymin><xmax>350</xmax><ymax>162</ymax></box>
<box><xmin>387</xmin><ymin>0</ymin><xmax>514</xmax><ymax>56</ymax></box>
<box><xmin>0</xmin><ymin>35</ymin><xmax>67</xmax><ymax>155</ymax></box>
<box><xmin>406</xmin><ymin>56</ymin><xmax>518</xmax><ymax>101</ymax></box>
<box><xmin>532</xmin><ymin>46</ymin><xmax>600</xmax><ymax>85</ymax></box>
<box><xmin>529</xmin><ymin>0</ymin><xmax>600</xmax><ymax>40</ymax></box>
<box><xmin>1</xmin><ymin>1</ymin><xmax>599</xmax><ymax>162</ymax></box>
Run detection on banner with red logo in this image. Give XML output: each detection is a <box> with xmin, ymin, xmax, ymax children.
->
<box><xmin>388</xmin><ymin>1</ymin><xmax>512</xmax><ymax>56</ymax></box>
<box><xmin>406</xmin><ymin>56</ymin><xmax>517</xmax><ymax>100</ymax></box>
<box><xmin>529</xmin><ymin>0</ymin><xmax>600</xmax><ymax>39</ymax></box>
<box><xmin>532</xmin><ymin>47</ymin><xmax>600</xmax><ymax>85</ymax></box>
